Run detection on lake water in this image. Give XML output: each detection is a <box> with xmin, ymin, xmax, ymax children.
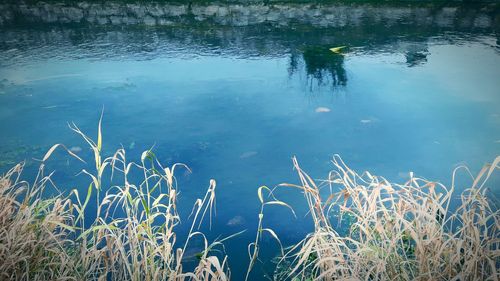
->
<box><xmin>0</xmin><ymin>4</ymin><xmax>499</xmax><ymax>279</ymax></box>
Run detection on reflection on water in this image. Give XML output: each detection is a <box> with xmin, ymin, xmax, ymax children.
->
<box><xmin>401</xmin><ymin>42</ymin><xmax>430</xmax><ymax>67</ymax></box>
<box><xmin>406</xmin><ymin>51</ymin><xmax>428</xmax><ymax>67</ymax></box>
<box><xmin>0</xmin><ymin>3</ymin><xmax>499</xmax><ymax>280</ymax></box>
<box><xmin>289</xmin><ymin>46</ymin><xmax>347</xmax><ymax>90</ymax></box>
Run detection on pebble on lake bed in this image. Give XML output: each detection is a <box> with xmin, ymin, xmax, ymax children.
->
<box><xmin>360</xmin><ymin>117</ymin><xmax>380</xmax><ymax>124</ymax></box>
<box><xmin>70</xmin><ymin>146</ymin><xmax>82</xmax><ymax>153</ymax></box>
<box><xmin>315</xmin><ymin>107</ymin><xmax>331</xmax><ymax>113</ymax></box>
<box><xmin>240</xmin><ymin>151</ymin><xmax>257</xmax><ymax>159</ymax></box>
<box><xmin>227</xmin><ymin>215</ymin><xmax>245</xmax><ymax>226</ymax></box>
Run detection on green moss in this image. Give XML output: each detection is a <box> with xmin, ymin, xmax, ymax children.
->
<box><xmin>0</xmin><ymin>143</ymin><xmax>46</xmax><ymax>168</ymax></box>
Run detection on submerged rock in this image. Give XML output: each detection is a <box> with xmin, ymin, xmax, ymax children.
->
<box><xmin>227</xmin><ymin>215</ymin><xmax>245</xmax><ymax>226</ymax></box>
<box><xmin>315</xmin><ymin>107</ymin><xmax>331</xmax><ymax>113</ymax></box>
<box><xmin>360</xmin><ymin>117</ymin><xmax>379</xmax><ymax>124</ymax></box>
<box><xmin>240</xmin><ymin>151</ymin><xmax>257</xmax><ymax>159</ymax></box>
<box><xmin>70</xmin><ymin>146</ymin><xmax>82</xmax><ymax>153</ymax></box>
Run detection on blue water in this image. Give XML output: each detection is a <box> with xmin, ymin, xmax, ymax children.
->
<box><xmin>0</xmin><ymin>23</ymin><xmax>499</xmax><ymax>279</ymax></box>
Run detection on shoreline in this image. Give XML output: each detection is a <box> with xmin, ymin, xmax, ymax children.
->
<box><xmin>1</xmin><ymin>1</ymin><xmax>498</xmax><ymax>27</ymax></box>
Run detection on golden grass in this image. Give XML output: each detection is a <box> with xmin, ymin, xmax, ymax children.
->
<box><xmin>249</xmin><ymin>155</ymin><xmax>499</xmax><ymax>281</ymax></box>
<box><xmin>0</xmin><ymin>118</ymin><xmax>498</xmax><ymax>280</ymax></box>
<box><xmin>0</xmin><ymin>162</ymin><xmax>77</xmax><ymax>280</ymax></box>
<box><xmin>0</xmin><ymin>119</ymin><xmax>232</xmax><ymax>281</ymax></box>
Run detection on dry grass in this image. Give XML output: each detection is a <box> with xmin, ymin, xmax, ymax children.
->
<box><xmin>249</xmin><ymin>155</ymin><xmax>499</xmax><ymax>281</ymax></box>
<box><xmin>0</xmin><ymin>162</ymin><xmax>77</xmax><ymax>280</ymax></box>
<box><xmin>0</xmin><ymin>118</ymin><xmax>498</xmax><ymax>281</ymax></box>
<box><xmin>0</xmin><ymin>118</ymin><xmax>232</xmax><ymax>281</ymax></box>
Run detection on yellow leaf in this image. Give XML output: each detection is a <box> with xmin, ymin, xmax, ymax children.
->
<box><xmin>329</xmin><ymin>46</ymin><xmax>347</xmax><ymax>53</ymax></box>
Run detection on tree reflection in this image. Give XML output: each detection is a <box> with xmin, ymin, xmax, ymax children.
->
<box><xmin>289</xmin><ymin>46</ymin><xmax>347</xmax><ymax>91</ymax></box>
<box><xmin>402</xmin><ymin>43</ymin><xmax>429</xmax><ymax>67</ymax></box>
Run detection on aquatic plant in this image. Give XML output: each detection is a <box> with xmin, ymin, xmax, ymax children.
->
<box><xmin>0</xmin><ymin>119</ymin><xmax>232</xmax><ymax>281</ymax></box>
<box><xmin>248</xmin><ymin>155</ymin><xmax>499</xmax><ymax>281</ymax></box>
<box><xmin>1</xmin><ymin>119</ymin><xmax>498</xmax><ymax>280</ymax></box>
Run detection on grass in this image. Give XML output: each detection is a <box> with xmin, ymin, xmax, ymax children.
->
<box><xmin>0</xmin><ymin>119</ymin><xmax>498</xmax><ymax>280</ymax></box>
<box><xmin>248</xmin><ymin>155</ymin><xmax>499</xmax><ymax>280</ymax></box>
<box><xmin>0</xmin><ymin>118</ymin><xmax>232</xmax><ymax>281</ymax></box>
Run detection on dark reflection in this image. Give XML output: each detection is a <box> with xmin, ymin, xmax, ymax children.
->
<box><xmin>289</xmin><ymin>46</ymin><xmax>347</xmax><ymax>90</ymax></box>
<box><xmin>402</xmin><ymin>42</ymin><xmax>430</xmax><ymax>67</ymax></box>
<box><xmin>0</xmin><ymin>2</ymin><xmax>498</xmax><ymax>93</ymax></box>
<box><xmin>405</xmin><ymin>51</ymin><xmax>428</xmax><ymax>67</ymax></box>
<box><xmin>1</xmin><ymin>22</ymin><xmax>495</xmax><ymax>94</ymax></box>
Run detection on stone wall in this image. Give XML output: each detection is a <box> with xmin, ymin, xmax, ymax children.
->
<box><xmin>0</xmin><ymin>1</ymin><xmax>497</xmax><ymax>28</ymax></box>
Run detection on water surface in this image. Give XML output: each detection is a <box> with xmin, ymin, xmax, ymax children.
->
<box><xmin>0</xmin><ymin>7</ymin><xmax>499</xmax><ymax>279</ymax></box>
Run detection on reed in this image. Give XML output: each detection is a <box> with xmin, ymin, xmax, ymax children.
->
<box><xmin>249</xmin><ymin>155</ymin><xmax>499</xmax><ymax>281</ymax></box>
<box><xmin>0</xmin><ymin>119</ymin><xmax>232</xmax><ymax>281</ymax></box>
<box><xmin>0</xmin><ymin>119</ymin><xmax>498</xmax><ymax>280</ymax></box>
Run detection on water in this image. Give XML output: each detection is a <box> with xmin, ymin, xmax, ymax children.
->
<box><xmin>0</xmin><ymin>6</ymin><xmax>499</xmax><ymax>279</ymax></box>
